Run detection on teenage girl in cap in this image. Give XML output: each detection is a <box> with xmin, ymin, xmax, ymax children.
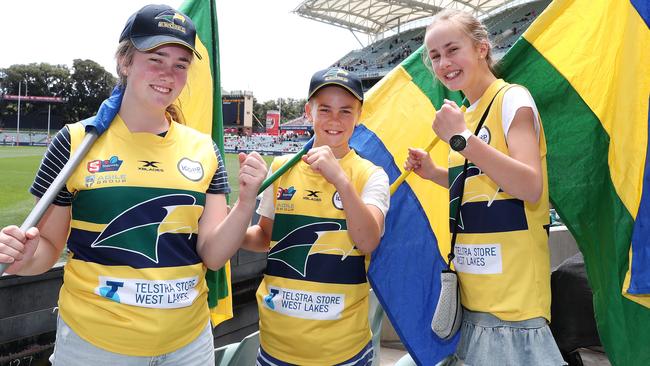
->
<box><xmin>404</xmin><ymin>9</ymin><xmax>565</xmax><ymax>366</ymax></box>
<box><xmin>0</xmin><ymin>4</ymin><xmax>267</xmax><ymax>365</ymax></box>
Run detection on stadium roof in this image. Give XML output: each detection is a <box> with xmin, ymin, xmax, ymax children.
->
<box><xmin>294</xmin><ymin>0</ymin><xmax>519</xmax><ymax>35</ymax></box>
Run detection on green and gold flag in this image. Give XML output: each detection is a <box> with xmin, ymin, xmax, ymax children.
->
<box><xmin>353</xmin><ymin>0</ymin><xmax>650</xmax><ymax>364</ymax></box>
<box><xmin>177</xmin><ymin>0</ymin><xmax>233</xmax><ymax>327</ymax></box>
<box><xmin>497</xmin><ymin>1</ymin><xmax>650</xmax><ymax>364</ymax></box>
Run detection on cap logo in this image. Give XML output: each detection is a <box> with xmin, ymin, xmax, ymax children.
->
<box><xmin>323</xmin><ymin>69</ymin><xmax>350</xmax><ymax>83</ymax></box>
<box><xmin>155</xmin><ymin>10</ymin><xmax>187</xmax><ymax>34</ymax></box>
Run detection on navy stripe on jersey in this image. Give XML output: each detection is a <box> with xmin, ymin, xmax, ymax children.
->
<box><xmin>266</xmin><ymin>253</ymin><xmax>367</xmax><ymax>285</ymax></box>
<box><xmin>208</xmin><ymin>141</ymin><xmax>231</xmax><ymax>195</ymax></box>
<box><xmin>30</xmin><ymin>127</ymin><xmax>73</xmax><ymax>205</ymax></box>
<box><xmin>67</xmin><ymin>228</ymin><xmax>201</xmax><ymax>268</ymax></box>
<box><xmin>257</xmin><ymin>342</ymin><xmax>373</xmax><ymax>366</ymax></box>
<box><xmin>451</xmin><ymin>198</ymin><xmax>529</xmax><ymax>234</ymax></box>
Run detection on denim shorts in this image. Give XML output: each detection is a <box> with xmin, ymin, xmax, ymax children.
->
<box><xmin>50</xmin><ymin>316</ymin><xmax>214</xmax><ymax>366</ymax></box>
<box><xmin>448</xmin><ymin>308</ymin><xmax>567</xmax><ymax>366</ymax></box>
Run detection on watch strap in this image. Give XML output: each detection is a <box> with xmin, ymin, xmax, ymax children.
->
<box><xmin>459</xmin><ymin>129</ymin><xmax>472</xmax><ymax>141</ymax></box>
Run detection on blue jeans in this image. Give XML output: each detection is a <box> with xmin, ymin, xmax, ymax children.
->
<box><xmin>50</xmin><ymin>316</ymin><xmax>214</xmax><ymax>366</ymax></box>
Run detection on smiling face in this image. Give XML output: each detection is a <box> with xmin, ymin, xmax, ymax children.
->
<box><xmin>120</xmin><ymin>44</ymin><xmax>192</xmax><ymax>112</ymax></box>
<box><xmin>425</xmin><ymin>20</ymin><xmax>488</xmax><ymax>98</ymax></box>
<box><xmin>306</xmin><ymin>85</ymin><xmax>362</xmax><ymax>158</ymax></box>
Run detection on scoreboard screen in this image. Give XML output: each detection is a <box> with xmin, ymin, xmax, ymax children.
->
<box><xmin>222</xmin><ymin>97</ymin><xmax>245</xmax><ymax>125</ymax></box>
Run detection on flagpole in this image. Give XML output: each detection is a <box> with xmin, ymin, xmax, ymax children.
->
<box><xmin>16</xmin><ymin>82</ymin><xmax>21</xmax><ymax>147</ymax></box>
<box><xmin>257</xmin><ymin>137</ymin><xmax>314</xmax><ymax>194</ymax></box>
<box><xmin>256</xmin><ymin>135</ymin><xmax>439</xmax><ymax>196</ymax></box>
<box><xmin>0</xmin><ymin>129</ymin><xmax>100</xmax><ymax>275</ymax></box>
<box><xmin>47</xmin><ymin>104</ymin><xmax>51</xmax><ymax>143</ymax></box>
<box><xmin>0</xmin><ymin>86</ymin><xmax>124</xmax><ymax>275</ymax></box>
<box><xmin>389</xmin><ymin>137</ymin><xmax>440</xmax><ymax>194</ymax></box>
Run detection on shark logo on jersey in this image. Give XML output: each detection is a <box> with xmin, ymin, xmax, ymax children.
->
<box><xmin>449</xmin><ymin>165</ymin><xmax>483</xmax><ymax>231</ymax></box>
<box><xmin>91</xmin><ymin>194</ymin><xmax>203</xmax><ymax>263</ymax></box>
<box><xmin>267</xmin><ymin>222</ymin><xmax>356</xmax><ymax>277</ymax></box>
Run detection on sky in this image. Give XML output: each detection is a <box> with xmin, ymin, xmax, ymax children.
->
<box><xmin>1</xmin><ymin>0</ymin><xmax>365</xmax><ymax>102</ymax></box>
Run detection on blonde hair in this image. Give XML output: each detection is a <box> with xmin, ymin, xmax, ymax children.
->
<box><xmin>422</xmin><ymin>9</ymin><xmax>496</xmax><ymax>75</ymax></box>
<box><xmin>114</xmin><ymin>40</ymin><xmax>188</xmax><ymax>124</ymax></box>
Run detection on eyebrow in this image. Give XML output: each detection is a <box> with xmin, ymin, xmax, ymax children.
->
<box><xmin>319</xmin><ymin>105</ymin><xmax>355</xmax><ymax>111</ymax></box>
<box><xmin>152</xmin><ymin>50</ymin><xmax>191</xmax><ymax>63</ymax></box>
<box><xmin>430</xmin><ymin>41</ymin><xmax>458</xmax><ymax>54</ymax></box>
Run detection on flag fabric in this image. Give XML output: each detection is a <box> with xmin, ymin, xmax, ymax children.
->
<box><xmin>350</xmin><ymin>0</ymin><xmax>650</xmax><ymax>365</ymax></box>
<box><xmin>83</xmin><ymin>87</ymin><xmax>123</xmax><ymax>134</ymax></box>
<box><xmin>178</xmin><ymin>0</ymin><xmax>233</xmax><ymax>327</ymax></box>
<box><xmin>495</xmin><ymin>1</ymin><xmax>650</xmax><ymax>364</ymax></box>
<box><xmin>349</xmin><ymin>53</ymin><xmax>464</xmax><ymax>364</ymax></box>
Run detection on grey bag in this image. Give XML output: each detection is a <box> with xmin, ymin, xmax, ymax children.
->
<box><xmin>431</xmin><ymin>270</ymin><xmax>462</xmax><ymax>339</ymax></box>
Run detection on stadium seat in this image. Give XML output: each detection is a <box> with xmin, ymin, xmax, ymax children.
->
<box><xmin>395</xmin><ymin>353</ymin><xmax>416</xmax><ymax>366</ymax></box>
<box><xmin>396</xmin><ymin>353</ymin><xmax>454</xmax><ymax>366</ymax></box>
<box><xmin>369</xmin><ymin>288</ymin><xmax>384</xmax><ymax>366</ymax></box>
<box><xmin>214</xmin><ymin>330</ymin><xmax>260</xmax><ymax>366</ymax></box>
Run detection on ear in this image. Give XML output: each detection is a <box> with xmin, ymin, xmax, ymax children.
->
<box><xmin>477</xmin><ymin>40</ymin><xmax>489</xmax><ymax>59</ymax></box>
<box><xmin>117</xmin><ymin>55</ymin><xmax>131</xmax><ymax>77</ymax></box>
<box><xmin>354</xmin><ymin>101</ymin><xmax>363</xmax><ymax>125</ymax></box>
<box><xmin>304</xmin><ymin>101</ymin><xmax>313</xmax><ymax>121</ymax></box>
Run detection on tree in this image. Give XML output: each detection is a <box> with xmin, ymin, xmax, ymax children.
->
<box><xmin>66</xmin><ymin>59</ymin><xmax>117</xmax><ymax>122</ymax></box>
<box><xmin>252</xmin><ymin>97</ymin><xmax>307</xmax><ymax>128</ymax></box>
<box><xmin>0</xmin><ymin>61</ymin><xmax>116</xmax><ymax>129</ymax></box>
<box><xmin>0</xmin><ymin>63</ymin><xmax>71</xmax><ymax>128</ymax></box>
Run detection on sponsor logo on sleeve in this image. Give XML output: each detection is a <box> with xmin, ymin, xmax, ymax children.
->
<box><xmin>332</xmin><ymin>191</ymin><xmax>344</xmax><ymax>210</ymax></box>
<box><xmin>87</xmin><ymin>156</ymin><xmax>123</xmax><ymax>173</ymax></box>
<box><xmin>277</xmin><ymin>186</ymin><xmax>296</xmax><ymax>200</ymax></box>
<box><xmin>478</xmin><ymin>126</ymin><xmax>491</xmax><ymax>144</ymax></box>
<box><xmin>177</xmin><ymin>158</ymin><xmax>204</xmax><ymax>181</ymax></box>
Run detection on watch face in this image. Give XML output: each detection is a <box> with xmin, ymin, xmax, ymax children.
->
<box><xmin>450</xmin><ymin>135</ymin><xmax>466</xmax><ymax>151</ymax></box>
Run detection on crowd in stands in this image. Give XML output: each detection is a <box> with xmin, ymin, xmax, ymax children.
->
<box><xmin>224</xmin><ymin>133</ymin><xmax>306</xmax><ymax>154</ymax></box>
<box><xmin>331</xmin><ymin>0</ymin><xmax>548</xmax><ymax>77</ymax></box>
<box><xmin>487</xmin><ymin>6</ymin><xmax>543</xmax><ymax>52</ymax></box>
<box><xmin>0</xmin><ymin>131</ymin><xmax>51</xmax><ymax>146</ymax></box>
<box><xmin>333</xmin><ymin>28</ymin><xmax>424</xmax><ymax>76</ymax></box>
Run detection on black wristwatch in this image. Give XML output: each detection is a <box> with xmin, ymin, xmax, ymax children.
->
<box><xmin>449</xmin><ymin>129</ymin><xmax>473</xmax><ymax>152</ymax></box>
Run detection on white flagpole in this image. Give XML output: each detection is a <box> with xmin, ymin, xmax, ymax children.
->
<box><xmin>47</xmin><ymin>104</ymin><xmax>51</xmax><ymax>143</ymax></box>
<box><xmin>16</xmin><ymin>82</ymin><xmax>21</xmax><ymax>147</ymax></box>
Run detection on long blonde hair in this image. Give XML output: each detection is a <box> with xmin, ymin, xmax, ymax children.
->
<box><xmin>114</xmin><ymin>40</ymin><xmax>188</xmax><ymax>124</ymax></box>
<box><xmin>422</xmin><ymin>9</ymin><xmax>496</xmax><ymax>76</ymax></box>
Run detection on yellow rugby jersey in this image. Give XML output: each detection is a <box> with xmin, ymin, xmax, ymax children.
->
<box><xmin>257</xmin><ymin>149</ymin><xmax>379</xmax><ymax>365</ymax></box>
<box><xmin>449</xmin><ymin>79</ymin><xmax>552</xmax><ymax>321</ymax></box>
<box><xmin>59</xmin><ymin>116</ymin><xmax>217</xmax><ymax>356</ymax></box>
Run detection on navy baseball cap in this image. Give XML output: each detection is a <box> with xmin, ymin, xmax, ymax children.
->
<box><xmin>308</xmin><ymin>68</ymin><xmax>363</xmax><ymax>101</ymax></box>
<box><xmin>119</xmin><ymin>4</ymin><xmax>202</xmax><ymax>59</ymax></box>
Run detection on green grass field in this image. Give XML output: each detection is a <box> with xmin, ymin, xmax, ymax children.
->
<box><xmin>0</xmin><ymin>146</ymin><xmax>273</xmax><ymax>228</ymax></box>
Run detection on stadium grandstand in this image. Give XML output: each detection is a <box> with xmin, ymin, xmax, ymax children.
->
<box><xmin>224</xmin><ymin>133</ymin><xmax>308</xmax><ymax>155</ymax></box>
<box><xmin>294</xmin><ymin>0</ymin><xmax>551</xmax><ymax>89</ymax></box>
<box><xmin>270</xmin><ymin>0</ymin><xmax>550</xmax><ymax>142</ymax></box>
<box><xmin>0</xmin><ymin>130</ymin><xmax>51</xmax><ymax>146</ymax></box>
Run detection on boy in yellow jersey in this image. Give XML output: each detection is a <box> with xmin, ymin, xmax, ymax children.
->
<box><xmin>243</xmin><ymin>68</ymin><xmax>390</xmax><ymax>365</ymax></box>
